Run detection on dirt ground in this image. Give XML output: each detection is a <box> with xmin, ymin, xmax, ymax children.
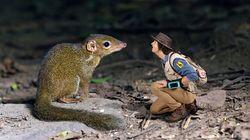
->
<box><xmin>0</xmin><ymin>55</ymin><xmax>249</xmax><ymax>139</ymax></box>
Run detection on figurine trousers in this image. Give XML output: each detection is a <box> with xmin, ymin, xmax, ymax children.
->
<box><xmin>150</xmin><ymin>82</ymin><xmax>196</xmax><ymax>114</ymax></box>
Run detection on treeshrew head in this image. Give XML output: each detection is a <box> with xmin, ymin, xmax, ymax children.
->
<box><xmin>85</xmin><ymin>34</ymin><xmax>126</xmax><ymax>57</ymax></box>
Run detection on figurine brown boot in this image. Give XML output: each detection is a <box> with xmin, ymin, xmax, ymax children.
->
<box><xmin>185</xmin><ymin>99</ymin><xmax>198</xmax><ymax>114</ymax></box>
<box><xmin>165</xmin><ymin>104</ymin><xmax>189</xmax><ymax>122</ymax></box>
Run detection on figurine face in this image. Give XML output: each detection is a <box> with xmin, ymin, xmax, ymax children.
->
<box><xmin>151</xmin><ymin>40</ymin><xmax>160</xmax><ymax>54</ymax></box>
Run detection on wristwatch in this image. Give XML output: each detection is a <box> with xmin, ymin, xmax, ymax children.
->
<box><xmin>166</xmin><ymin>79</ymin><xmax>183</xmax><ymax>89</ymax></box>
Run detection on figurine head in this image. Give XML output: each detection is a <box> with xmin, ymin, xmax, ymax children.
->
<box><xmin>151</xmin><ymin>32</ymin><xmax>173</xmax><ymax>55</ymax></box>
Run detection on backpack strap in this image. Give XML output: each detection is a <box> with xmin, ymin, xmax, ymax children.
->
<box><xmin>168</xmin><ymin>52</ymin><xmax>180</xmax><ymax>74</ymax></box>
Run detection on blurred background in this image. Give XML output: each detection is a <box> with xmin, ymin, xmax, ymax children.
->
<box><xmin>0</xmin><ymin>0</ymin><xmax>250</xmax><ymax>75</ymax></box>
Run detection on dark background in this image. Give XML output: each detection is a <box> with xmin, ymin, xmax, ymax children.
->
<box><xmin>0</xmin><ymin>0</ymin><xmax>250</xmax><ymax>74</ymax></box>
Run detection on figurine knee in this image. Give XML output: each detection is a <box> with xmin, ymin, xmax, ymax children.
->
<box><xmin>151</xmin><ymin>82</ymin><xmax>160</xmax><ymax>93</ymax></box>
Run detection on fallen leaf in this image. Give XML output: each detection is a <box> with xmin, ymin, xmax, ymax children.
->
<box><xmin>55</xmin><ymin>130</ymin><xmax>71</xmax><ymax>138</ymax></box>
<box><xmin>10</xmin><ymin>83</ymin><xmax>19</xmax><ymax>91</ymax></box>
<box><xmin>91</xmin><ymin>77</ymin><xmax>112</xmax><ymax>84</ymax></box>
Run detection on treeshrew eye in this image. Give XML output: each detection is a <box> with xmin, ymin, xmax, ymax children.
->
<box><xmin>103</xmin><ymin>41</ymin><xmax>111</xmax><ymax>48</ymax></box>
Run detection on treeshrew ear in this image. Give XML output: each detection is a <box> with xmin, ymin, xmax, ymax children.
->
<box><xmin>86</xmin><ymin>40</ymin><xmax>97</xmax><ymax>52</ymax></box>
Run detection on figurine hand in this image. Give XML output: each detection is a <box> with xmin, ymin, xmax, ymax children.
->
<box><xmin>155</xmin><ymin>80</ymin><xmax>167</xmax><ymax>88</ymax></box>
<box><xmin>181</xmin><ymin>76</ymin><xmax>189</xmax><ymax>87</ymax></box>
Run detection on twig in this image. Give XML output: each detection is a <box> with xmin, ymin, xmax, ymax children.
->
<box><xmin>0</xmin><ymin>92</ymin><xmax>35</xmax><ymax>104</ymax></box>
<box><xmin>208</xmin><ymin>70</ymin><xmax>246</xmax><ymax>77</ymax></box>
<box><xmin>143</xmin><ymin>114</ymin><xmax>151</xmax><ymax>129</ymax></box>
<box><xmin>127</xmin><ymin>124</ymin><xmax>160</xmax><ymax>139</ymax></box>
<box><xmin>224</xmin><ymin>83</ymin><xmax>246</xmax><ymax>90</ymax></box>
<box><xmin>181</xmin><ymin>115</ymin><xmax>200</xmax><ymax>130</ymax></box>
<box><xmin>180</xmin><ymin>123</ymin><xmax>199</xmax><ymax>135</ymax></box>
<box><xmin>208</xmin><ymin>75</ymin><xmax>240</xmax><ymax>83</ymax></box>
<box><xmin>127</xmin><ymin>94</ymin><xmax>150</xmax><ymax>102</ymax></box>
<box><xmin>220</xmin><ymin>76</ymin><xmax>250</xmax><ymax>89</ymax></box>
<box><xmin>179</xmin><ymin>115</ymin><xmax>201</xmax><ymax>137</ymax></box>
<box><xmin>181</xmin><ymin>115</ymin><xmax>192</xmax><ymax>130</ymax></box>
<box><xmin>105</xmin><ymin>95</ymin><xmax>126</xmax><ymax>103</ymax></box>
<box><xmin>208</xmin><ymin>70</ymin><xmax>250</xmax><ymax>83</ymax></box>
<box><xmin>140</xmin><ymin>112</ymin><xmax>151</xmax><ymax>130</ymax></box>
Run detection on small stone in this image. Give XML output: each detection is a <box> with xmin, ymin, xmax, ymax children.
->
<box><xmin>233</xmin><ymin>124</ymin><xmax>250</xmax><ymax>139</ymax></box>
<box><xmin>160</xmin><ymin>134</ymin><xmax>175</xmax><ymax>139</ymax></box>
<box><xmin>99</xmin><ymin>109</ymin><xmax>104</xmax><ymax>113</ymax></box>
<box><xmin>0</xmin><ymin>121</ymin><xmax>4</xmax><ymax>129</ymax></box>
<box><xmin>197</xmin><ymin>90</ymin><xmax>226</xmax><ymax>110</ymax></box>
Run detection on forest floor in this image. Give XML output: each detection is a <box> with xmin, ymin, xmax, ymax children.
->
<box><xmin>0</xmin><ymin>55</ymin><xmax>249</xmax><ymax>140</ymax></box>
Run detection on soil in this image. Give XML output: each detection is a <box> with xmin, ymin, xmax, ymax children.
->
<box><xmin>0</xmin><ymin>57</ymin><xmax>249</xmax><ymax>139</ymax></box>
